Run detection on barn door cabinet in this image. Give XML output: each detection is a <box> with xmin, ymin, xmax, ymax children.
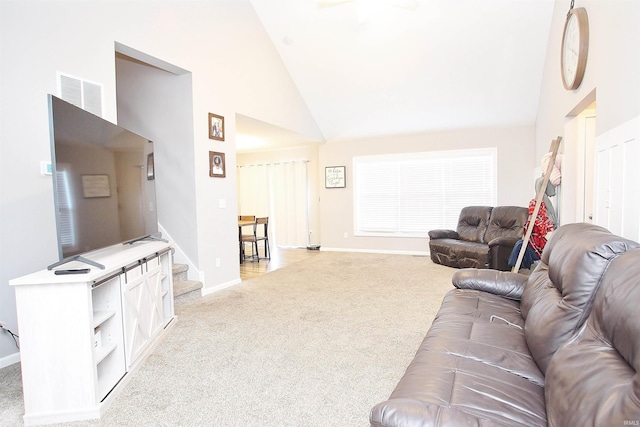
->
<box><xmin>9</xmin><ymin>240</ymin><xmax>176</xmax><ymax>426</ymax></box>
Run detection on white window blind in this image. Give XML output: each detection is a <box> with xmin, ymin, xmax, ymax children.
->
<box><xmin>354</xmin><ymin>148</ymin><xmax>497</xmax><ymax>237</ymax></box>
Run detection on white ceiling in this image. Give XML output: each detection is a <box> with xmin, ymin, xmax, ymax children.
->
<box><xmin>239</xmin><ymin>0</ymin><xmax>555</xmax><ymax>151</ymax></box>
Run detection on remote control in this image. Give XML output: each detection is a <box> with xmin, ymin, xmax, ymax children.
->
<box><xmin>54</xmin><ymin>269</ymin><xmax>90</xmax><ymax>275</ymax></box>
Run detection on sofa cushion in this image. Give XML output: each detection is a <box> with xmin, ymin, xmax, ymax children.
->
<box><xmin>436</xmin><ymin>286</ymin><xmax>524</xmax><ymax>326</ymax></box>
<box><xmin>520</xmin><ymin>223</ymin><xmax>640</xmax><ymax>374</ymax></box>
<box><xmin>425</xmin><ymin>285</ymin><xmax>544</xmax><ymax>388</ymax></box>
<box><xmin>485</xmin><ymin>206</ymin><xmax>529</xmax><ymax>271</ymax></box>
<box><xmin>484</xmin><ymin>205</ymin><xmax>528</xmax><ymax>243</ymax></box>
<box><xmin>371</xmin><ymin>282</ymin><xmax>548</xmax><ymax>427</ymax></box>
<box><xmin>372</xmin><ymin>360</ymin><xmax>546</xmax><ymax>427</ymax></box>
<box><xmin>371</xmin><ymin>313</ymin><xmax>547</xmax><ymax>427</ymax></box>
<box><xmin>545</xmin><ymin>248</ymin><xmax>640</xmax><ymax>426</ymax></box>
<box><xmin>456</xmin><ymin>206</ymin><xmax>492</xmax><ymax>243</ymax></box>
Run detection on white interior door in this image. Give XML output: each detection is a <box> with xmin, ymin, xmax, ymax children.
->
<box><xmin>594</xmin><ymin>116</ymin><xmax>640</xmax><ymax>241</ymax></box>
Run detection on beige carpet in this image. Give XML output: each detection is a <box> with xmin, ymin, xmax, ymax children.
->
<box><xmin>0</xmin><ymin>251</ymin><xmax>455</xmax><ymax>426</ymax></box>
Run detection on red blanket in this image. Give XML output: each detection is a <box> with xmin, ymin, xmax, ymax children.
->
<box><xmin>526</xmin><ymin>199</ymin><xmax>555</xmax><ymax>257</ymax></box>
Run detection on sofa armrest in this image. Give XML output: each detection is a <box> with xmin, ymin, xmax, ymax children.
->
<box><xmin>428</xmin><ymin>229</ymin><xmax>459</xmax><ymax>240</ymax></box>
<box><xmin>488</xmin><ymin>236</ymin><xmax>521</xmax><ymax>271</ymax></box>
<box><xmin>452</xmin><ymin>268</ymin><xmax>528</xmax><ymax>300</ymax></box>
<box><xmin>487</xmin><ymin>236</ymin><xmax>520</xmax><ymax>248</ymax></box>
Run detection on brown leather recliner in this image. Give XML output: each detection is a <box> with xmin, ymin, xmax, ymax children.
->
<box><xmin>371</xmin><ymin>223</ymin><xmax>640</xmax><ymax>427</ymax></box>
<box><xmin>428</xmin><ymin>205</ymin><xmax>528</xmax><ymax>271</ymax></box>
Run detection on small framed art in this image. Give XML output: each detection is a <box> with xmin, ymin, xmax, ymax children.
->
<box><xmin>209</xmin><ymin>151</ymin><xmax>226</xmax><ymax>178</ymax></box>
<box><xmin>82</xmin><ymin>174</ymin><xmax>111</xmax><ymax>198</ymax></box>
<box><xmin>208</xmin><ymin>113</ymin><xmax>224</xmax><ymax>141</ymax></box>
<box><xmin>325</xmin><ymin>166</ymin><xmax>346</xmax><ymax>188</ymax></box>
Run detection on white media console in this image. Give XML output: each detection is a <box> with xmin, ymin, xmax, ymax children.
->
<box><xmin>9</xmin><ymin>240</ymin><xmax>176</xmax><ymax>426</ymax></box>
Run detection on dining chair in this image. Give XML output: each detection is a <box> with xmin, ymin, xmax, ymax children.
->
<box><xmin>241</xmin><ymin>217</ymin><xmax>270</xmax><ymax>261</ymax></box>
<box><xmin>239</xmin><ymin>216</ymin><xmax>256</xmax><ymax>261</ymax></box>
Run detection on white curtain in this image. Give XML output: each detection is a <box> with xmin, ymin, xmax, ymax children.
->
<box><xmin>237</xmin><ymin>161</ymin><xmax>309</xmax><ymax>248</ymax></box>
<box><xmin>237</xmin><ymin>164</ymin><xmax>270</xmax><ymax>217</ymax></box>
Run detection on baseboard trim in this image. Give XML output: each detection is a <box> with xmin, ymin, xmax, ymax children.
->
<box><xmin>320</xmin><ymin>247</ymin><xmax>429</xmax><ymax>257</ymax></box>
<box><xmin>201</xmin><ymin>278</ymin><xmax>241</xmax><ymax>297</ymax></box>
<box><xmin>0</xmin><ymin>351</ymin><xmax>21</xmax><ymax>369</ymax></box>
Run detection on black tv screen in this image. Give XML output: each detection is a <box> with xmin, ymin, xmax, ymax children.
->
<box><xmin>48</xmin><ymin>94</ymin><xmax>158</xmax><ymax>260</ymax></box>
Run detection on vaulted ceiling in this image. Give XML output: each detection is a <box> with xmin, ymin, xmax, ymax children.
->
<box><xmin>238</xmin><ymin>0</ymin><xmax>555</xmax><ymax>151</ymax></box>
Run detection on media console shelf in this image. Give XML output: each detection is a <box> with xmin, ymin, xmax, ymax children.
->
<box><xmin>9</xmin><ymin>240</ymin><xmax>176</xmax><ymax>426</ymax></box>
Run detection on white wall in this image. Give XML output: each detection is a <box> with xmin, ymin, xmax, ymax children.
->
<box><xmin>536</xmin><ymin>0</ymin><xmax>640</xmax><ymax>162</ymax></box>
<box><xmin>318</xmin><ymin>126</ymin><xmax>536</xmax><ymax>253</ymax></box>
<box><xmin>0</xmin><ymin>0</ymin><xmax>321</xmax><ymax>363</ymax></box>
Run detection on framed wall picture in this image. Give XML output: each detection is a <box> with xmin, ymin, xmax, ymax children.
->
<box><xmin>208</xmin><ymin>113</ymin><xmax>224</xmax><ymax>141</ymax></box>
<box><xmin>209</xmin><ymin>151</ymin><xmax>226</xmax><ymax>178</ymax></box>
<box><xmin>325</xmin><ymin>166</ymin><xmax>346</xmax><ymax>188</ymax></box>
<box><xmin>82</xmin><ymin>174</ymin><xmax>111</xmax><ymax>198</ymax></box>
<box><xmin>147</xmin><ymin>153</ymin><xmax>155</xmax><ymax>180</ymax></box>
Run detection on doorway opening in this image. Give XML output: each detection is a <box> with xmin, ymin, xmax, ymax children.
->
<box><xmin>114</xmin><ymin>43</ymin><xmax>200</xmax><ymax>279</ymax></box>
<box><xmin>560</xmin><ymin>90</ymin><xmax>597</xmax><ymax>225</ymax></box>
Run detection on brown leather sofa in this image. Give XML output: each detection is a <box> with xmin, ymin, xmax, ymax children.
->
<box><xmin>428</xmin><ymin>205</ymin><xmax>528</xmax><ymax>271</ymax></box>
<box><xmin>371</xmin><ymin>223</ymin><xmax>640</xmax><ymax>427</ymax></box>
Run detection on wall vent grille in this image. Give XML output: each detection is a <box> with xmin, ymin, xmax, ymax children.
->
<box><xmin>57</xmin><ymin>73</ymin><xmax>103</xmax><ymax>117</ymax></box>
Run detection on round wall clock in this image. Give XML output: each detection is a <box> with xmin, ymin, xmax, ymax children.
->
<box><xmin>561</xmin><ymin>7</ymin><xmax>589</xmax><ymax>90</ymax></box>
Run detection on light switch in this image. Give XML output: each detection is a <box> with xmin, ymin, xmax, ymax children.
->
<box><xmin>219</xmin><ymin>199</ymin><xmax>226</xmax><ymax>209</ymax></box>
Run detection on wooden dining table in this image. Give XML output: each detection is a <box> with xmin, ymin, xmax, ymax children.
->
<box><xmin>238</xmin><ymin>219</ymin><xmax>255</xmax><ymax>263</ymax></box>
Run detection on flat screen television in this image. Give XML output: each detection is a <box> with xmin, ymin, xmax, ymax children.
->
<box><xmin>48</xmin><ymin>94</ymin><xmax>159</xmax><ymax>263</ymax></box>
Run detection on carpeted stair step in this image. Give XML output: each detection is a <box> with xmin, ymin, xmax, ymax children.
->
<box><xmin>172</xmin><ymin>263</ymin><xmax>202</xmax><ymax>305</ymax></box>
<box><xmin>172</xmin><ymin>263</ymin><xmax>189</xmax><ymax>282</ymax></box>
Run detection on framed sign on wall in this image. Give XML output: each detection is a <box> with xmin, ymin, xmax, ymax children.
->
<box><xmin>82</xmin><ymin>174</ymin><xmax>110</xmax><ymax>198</ymax></box>
<box><xmin>325</xmin><ymin>166</ymin><xmax>346</xmax><ymax>188</ymax></box>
